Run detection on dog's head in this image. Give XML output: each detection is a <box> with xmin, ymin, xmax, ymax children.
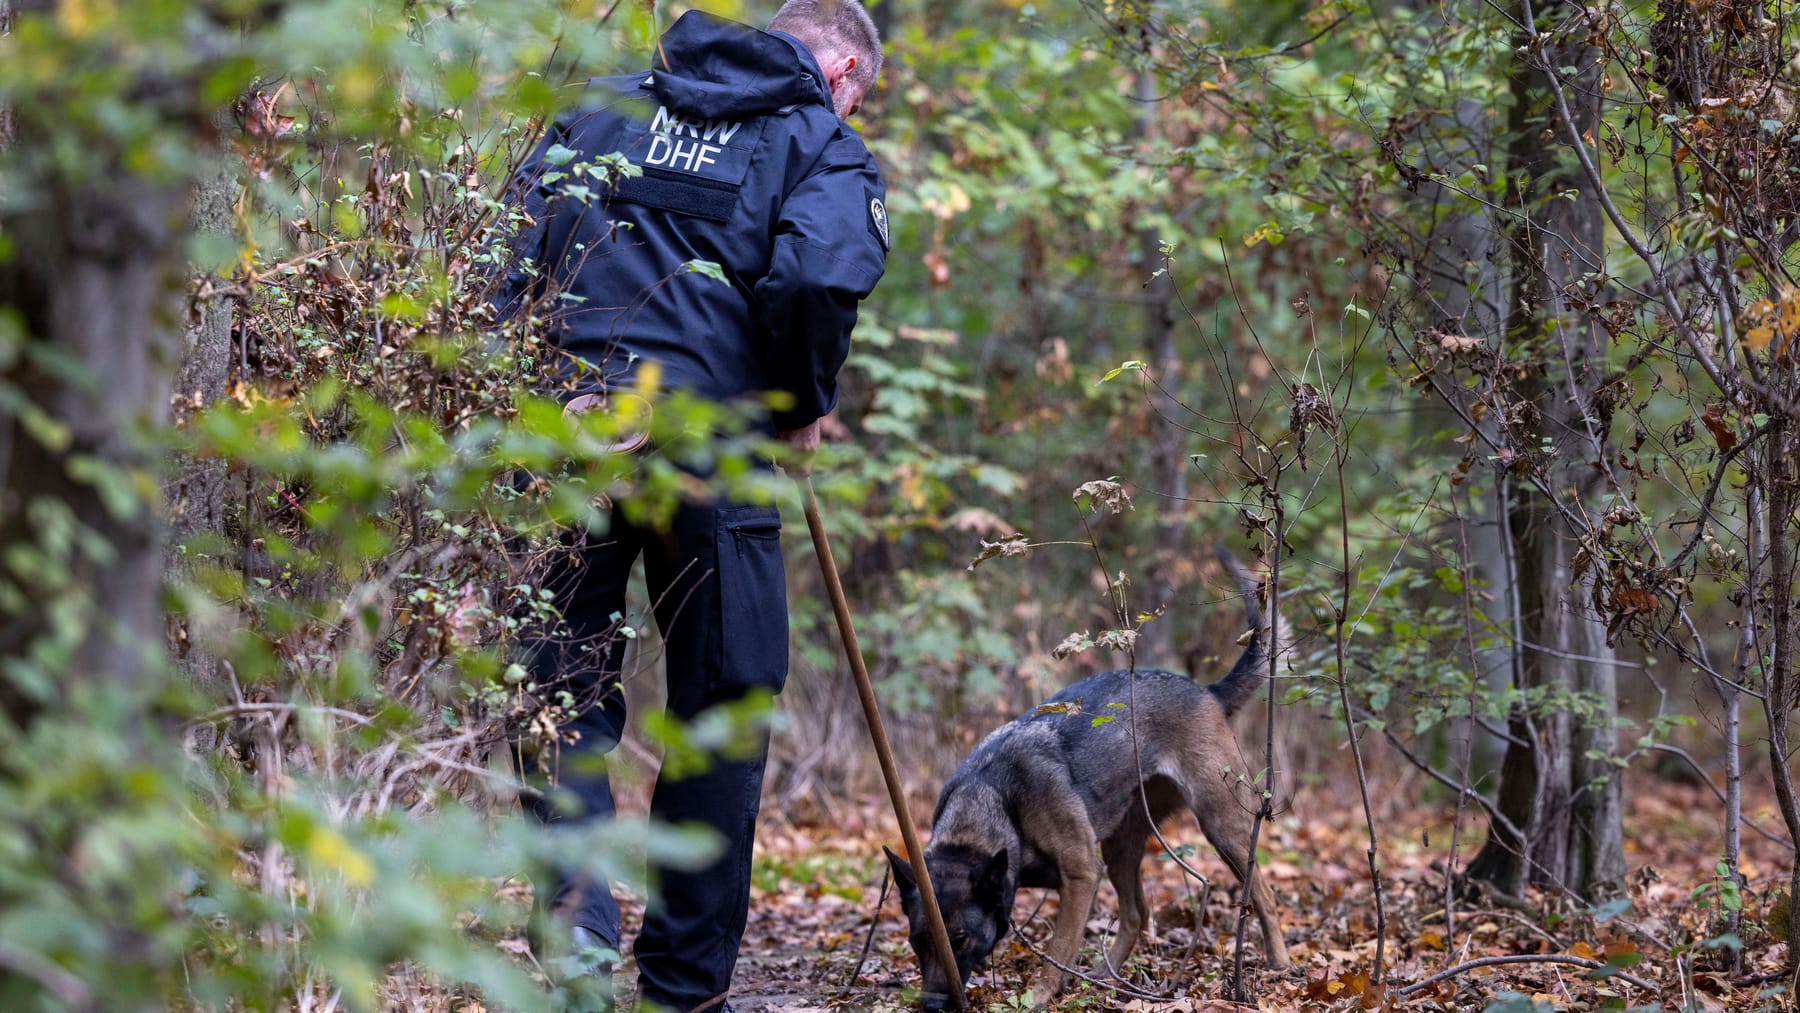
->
<box><xmin>884</xmin><ymin>844</ymin><xmax>1012</xmax><ymax>1010</ymax></box>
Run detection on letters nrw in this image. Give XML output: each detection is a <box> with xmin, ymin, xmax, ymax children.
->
<box><xmin>651</xmin><ymin>106</ymin><xmax>742</xmax><ymax>147</ymax></box>
<box><xmin>645</xmin><ymin>105</ymin><xmax>742</xmax><ymax>176</ymax></box>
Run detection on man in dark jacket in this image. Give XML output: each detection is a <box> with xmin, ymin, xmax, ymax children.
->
<box><xmin>498</xmin><ymin>2</ymin><xmax>886</xmax><ymax>1010</ymax></box>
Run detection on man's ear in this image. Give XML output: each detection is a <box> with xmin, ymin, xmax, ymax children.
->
<box><xmin>884</xmin><ymin>845</ymin><xmax>918</xmax><ymax>898</ymax></box>
<box><xmin>827</xmin><ymin>52</ymin><xmax>858</xmax><ymax>88</ymax></box>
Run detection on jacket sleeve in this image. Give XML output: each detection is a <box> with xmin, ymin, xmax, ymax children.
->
<box><xmin>753</xmin><ymin>137</ymin><xmax>889</xmax><ymax>431</ymax></box>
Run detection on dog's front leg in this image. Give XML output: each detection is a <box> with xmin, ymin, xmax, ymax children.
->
<box><xmin>1032</xmin><ymin>868</ymin><xmax>1099</xmax><ymax>1008</ymax></box>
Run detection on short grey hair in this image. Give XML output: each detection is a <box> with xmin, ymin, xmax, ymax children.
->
<box><xmin>768</xmin><ymin>0</ymin><xmax>883</xmax><ymax>93</ymax></box>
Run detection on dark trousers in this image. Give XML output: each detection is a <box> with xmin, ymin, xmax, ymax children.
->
<box><xmin>526</xmin><ymin>494</ymin><xmax>789</xmax><ymax>1012</ymax></box>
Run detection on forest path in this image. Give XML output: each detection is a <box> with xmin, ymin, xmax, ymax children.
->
<box><xmin>596</xmin><ymin>775</ymin><xmax>1792</xmax><ymax>1012</ymax></box>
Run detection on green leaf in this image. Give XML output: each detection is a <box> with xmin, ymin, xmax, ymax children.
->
<box><xmin>683</xmin><ymin>259</ymin><xmax>727</xmax><ymax>284</ymax></box>
<box><xmin>1098</xmin><ymin>359</ymin><xmax>1145</xmax><ymax>384</ymax></box>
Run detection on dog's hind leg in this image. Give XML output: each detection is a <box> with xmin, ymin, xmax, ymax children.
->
<box><xmin>1100</xmin><ymin>833</ymin><xmax>1148</xmax><ymax>977</ymax></box>
<box><xmin>1190</xmin><ymin>780</ymin><xmax>1291</xmax><ymax>970</ymax></box>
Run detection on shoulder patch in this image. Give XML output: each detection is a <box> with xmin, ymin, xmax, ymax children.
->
<box><xmin>867</xmin><ymin>189</ymin><xmax>889</xmax><ymax>251</ymax></box>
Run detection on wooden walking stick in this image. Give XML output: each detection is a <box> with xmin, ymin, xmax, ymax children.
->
<box><xmin>798</xmin><ymin>475</ymin><xmax>964</xmax><ymax>1010</ymax></box>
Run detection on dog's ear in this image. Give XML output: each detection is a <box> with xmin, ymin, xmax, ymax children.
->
<box><xmin>974</xmin><ymin>848</ymin><xmax>1009</xmax><ymax>908</ymax></box>
<box><xmin>884</xmin><ymin>845</ymin><xmax>918</xmax><ymax>899</ymax></box>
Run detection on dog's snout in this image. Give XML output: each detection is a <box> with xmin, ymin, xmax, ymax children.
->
<box><xmin>920</xmin><ymin>990</ymin><xmax>953</xmax><ymax>1011</ymax></box>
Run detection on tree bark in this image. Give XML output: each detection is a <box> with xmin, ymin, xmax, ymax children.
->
<box><xmin>1407</xmin><ymin>35</ymin><xmax>1511</xmax><ymax>777</ymax></box>
<box><xmin>169</xmin><ymin>153</ymin><xmax>235</xmax><ymax>547</ymax></box>
<box><xmin>1464</xmin><ymin>0</ymin><xmax>1625</xmax><ymax>901</ymax></box>
<box><xmin>165</xmin><ymin>143</ymin><xmax>238</xmax><ymax>704</ymax></box>
<box><xmin>0</xmin><ymin>152</ymin><xmax>190</xmax><ymax>730</ymax></box>
<box><xmin>1762</xmin><ymin>417</ymin><xmax>1800</xmax><ymax>978</ymax></box>
<box><xmin>0</xmin><ymin>0</ymin><xmax>12</xmax><ymax>147</ymax></box>
<box><xmin>1532</xmin><ymin>0</ymin><xmax>1625</xmax><ymax>901</ymax></box>
<box><xmin>1127</xmin><ymin>10</ymin><xmax>1190</xmax><ymax>671</ymax></box>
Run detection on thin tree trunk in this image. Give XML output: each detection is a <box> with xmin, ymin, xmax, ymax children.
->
<box><xmin>1762</xmin><ymin>417</ymin><xmax>1800</xmax><ymax>979</ymax></box>
<box><xmin>166</xmin><ymin>141</ymin><xmax>238</xmax><ymax>720</ymax></box>
<box><xmin>0</xmin><ymin>0</ymin><xmax>12</xmax><ymax>147</ymax></box>
<box><xmin>1724</xmin><ymin>457</ymin><xmax>1762</xmax><ymax>967</ymax></box>
<box><xmin>169</xmin><ymin>151</ymin><xmax>235</xmax><ymax>547</ymax></box>
<box><xmin>1410</xmin><ymin>82</ymin><xmax>1510</xmax><ymax>778</ymax></box>
<box><xmin>1536</xmin><ymin>0</ymin><xmax>1624</xmax><ymax>902</ymax></box>
<box><xmin>1465</xmin><ymin>0</ymin><xmax>1624</xmax><ymax>900</ymax></box>
<box><xmin>1129</xmin><ymin>25</ymin><xmax>1189</xmax><ymax>670</ymax></box>
<box><xmin>868</xmin><ymin>0</ymin><xmax>894</xmax><ymax>48</ymax></box>
<box><xmin>0</xmin><ymin>164</ymin><xmax>189</xmax><ymax>729</ymax></box>
<box><xmin>1398</xmin><ymin>4</ymin><xmax>1516</xmax><ymax>895</ymax></box>
<box><xmin>1511</xmin><ymin>495</ymin><xmax>1574</xmax><ymax>889</ymax></box>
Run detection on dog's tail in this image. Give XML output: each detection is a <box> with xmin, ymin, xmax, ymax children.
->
<box><xmin>1207</xmin><ymin>546</ymin><xmax>1291</xmax><ymax>717</ymax></box>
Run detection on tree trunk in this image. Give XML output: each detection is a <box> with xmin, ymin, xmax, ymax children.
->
<box><xmin>0</xmin><ymin>1</ymin><xmax>12</xmax><ymax>147</ymax></box>
<box><xmin>1762</xmin><ymin>417</ymin><xmax>1800</xmax><ymax>978</ymax></box>
<box><xmin>1411</xmin><ymin>87</ymin><xmax>1511</xmax><ymax>778</ymax></box>
<box><xmin>1464</xmin><ymin>0</ymin><xmax>1625</xmax><ymax>901</ymax></box>
<box><xmin>868</xmin><ymin>0</ymin><xmax>894</xmax><ymax>47</ymax></box>
<box><xmin>1128</xmin><ymin>15</ymin><xmax>1190</xmax><ymax>671</ymax></box>
<box><xmin>165</xmin><ymin>143</ymin><xmax>238</xmax><ymax>705</ymax></box>
<box><xmin>169</xmin><ymin>154</ymin><xmax>235</xmax><ymax>547</ymax></box>
<box><xmin>0</xmin><ymin>161</ymin><xmax>190</xmax><ymax>730</ymax></box>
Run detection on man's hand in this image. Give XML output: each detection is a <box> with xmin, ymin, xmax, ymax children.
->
<box><xmin>777</xmin><ymin>418</ymin><xmax>822</xmax><ymax>475</ymax></box>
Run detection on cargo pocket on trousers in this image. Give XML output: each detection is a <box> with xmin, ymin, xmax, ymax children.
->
<box><xmin>714</xmin><ymin>505</ymin><xmax>789</xmax><ymax>693</ymax></box>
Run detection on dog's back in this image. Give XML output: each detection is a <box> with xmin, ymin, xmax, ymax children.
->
<box><xmin>891</xmin><ymin>553</ymin><xmax>1290</xmax><ymax>1009</ymax></box>
<box><xmin>936</xmin><ymin>665</ymin><xmax>1243</xmax><ymax>876</ymax></box>
<box><xmin>937</xmin><ymin>550</ymin><xmax>1274</xmax><ymax>832</ymax></box>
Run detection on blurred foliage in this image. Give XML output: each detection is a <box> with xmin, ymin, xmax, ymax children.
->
<box><xmin>0</xmin><ymin>1</ymin><xmax>777</xmax><ymax>1010</ymax></box>
<box><xmin>4</xmin><ymin>0</ymin><xmax>1800</xmax><ymax>1005</ymax></box>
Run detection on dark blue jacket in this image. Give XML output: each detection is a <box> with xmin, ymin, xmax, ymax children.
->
<box><xmin>499</xmin><ymin>10</ymin><xmax>889</xmax><ymax>432</ymax></box>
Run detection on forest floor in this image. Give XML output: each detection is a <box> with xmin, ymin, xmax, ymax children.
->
<box><xmin>587</xmin><ymin>771</ymin><xmax>1796</xmax><ymax>1013</ymax></box>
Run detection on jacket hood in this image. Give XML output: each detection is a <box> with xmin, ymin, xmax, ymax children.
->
<box><xmin>650</xmin><ymin>10</ymin><xmax>831</xmax><ymax>119</ymax></box>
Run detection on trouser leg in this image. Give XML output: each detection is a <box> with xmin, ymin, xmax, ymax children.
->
<box><xmin>521</xmin><ymin>520</ymin><xmax>639</xmax><ymax>947</ymax></box>
<box><xmin>633</xmin><ymin>498</ymin><xmax>788</xmax><ymax>1012</ymax></box>
<box><xmin>632</xmin><ymin>724</ymin><xmax>770</xmax><ymax>1010</ymax></box>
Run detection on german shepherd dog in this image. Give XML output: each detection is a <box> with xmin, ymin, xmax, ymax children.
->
<box><xmin>885</xmin><ymin>555</ymin><xmax>1292</xmax><ymax>1010</ymax></box>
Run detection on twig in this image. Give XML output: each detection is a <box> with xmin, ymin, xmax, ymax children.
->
<box><xmin>1492</xmin><ymin>907</ymin><xmax>1565</xmax><ymax>950</ymax></box>
<box><xmin>1008</xmin><ymin>919</ymin><xmax>1169</xmax><ymax>1002</ymax></box>
<box><xmin>188</xmin><ymin>700</ymin><xmax>375</xmax><ymax>728</ymax></box>
<box><xmin>1646</xmin><ymin>744</ymin><xmax>1793</xmax><ymax>851</ymax></box>
<box><xmin>1367</xmin><ymin>717</ymin><xmax>1527</xmax><ymax>843</ymax></box>
<box><xmin>1231</xmin><ymin>461</ymin><xmax>1285</xmax><ymax>1003</ymax></box>
<box><xmin>1394</xmin><ymin>953</ymin><xmax>1657</xmax><ymax>997</ymax></box>
<box><xmin>1328</xmin><ymin>356</ymin><xmax>1388</xmax><ymax>983</ymax></box>
<box><xmin>849</xmin><ymin>865</ymin><xmax>893</xmax><ymax>989</ymax></box>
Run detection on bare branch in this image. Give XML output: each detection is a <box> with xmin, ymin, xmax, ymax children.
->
<box><xmin>1396</xmin><ymin>953</ymin><xmax>1657</xmax><ymax>997</ymax></box>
